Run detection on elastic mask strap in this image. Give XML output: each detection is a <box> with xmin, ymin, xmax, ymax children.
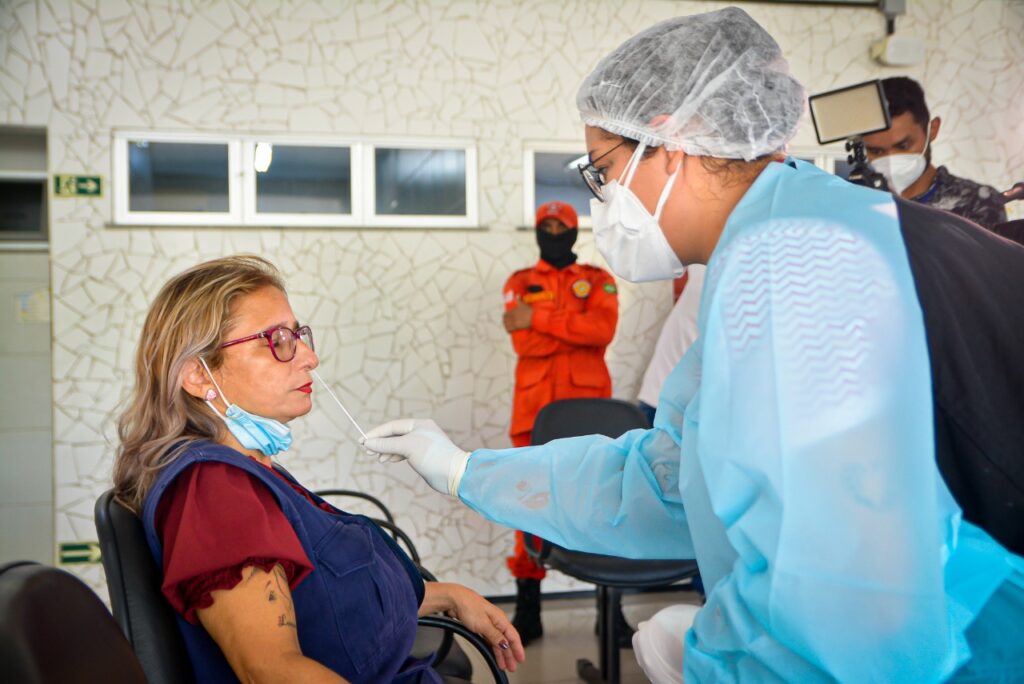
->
<box><xmin>621</xmin><ymin>143</ymin><xmax>647</xmax><ymax>189</ymax></box>
<box><xmin>653</xmin><ymin>161</ymin><xmax>681</xmax><ymax>220</ymax></box>
<box><xmin>922</xmin><ymin>120</ymin><xmax>932</xmax><ymax>156</ymax></box>
<box><xmin>198</xmin><ymin>356</ymin><xmax>231</xmax><ymax>408</ymax></box>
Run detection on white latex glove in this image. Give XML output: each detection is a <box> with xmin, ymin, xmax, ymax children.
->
<box><xmin>632</xmin><ymin>604</ymin><xmax>699</xmax><ymax>684</ymax></box>
<box><xmin>362</xmin><ymin>419</ymin><xmax>470</xmax><ymax>497</ymax></box>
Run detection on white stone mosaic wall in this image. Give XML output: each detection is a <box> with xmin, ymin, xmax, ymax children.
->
<box><xmin>0</xmin><ymin>0</ymin><xmax>1021</xmax><ymax>598</ymax></box>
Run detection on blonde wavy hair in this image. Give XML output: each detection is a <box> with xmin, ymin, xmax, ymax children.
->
<box><xmin>114</xmin><ymin>255</ymin><xmax>286</xmax><ymax>513</ymax></box>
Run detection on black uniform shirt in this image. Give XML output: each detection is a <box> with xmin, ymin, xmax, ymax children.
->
<box><xmin>914</xmin><ymin>165</ymin><xmax>1008</xmax><ymax>230</ymax></box>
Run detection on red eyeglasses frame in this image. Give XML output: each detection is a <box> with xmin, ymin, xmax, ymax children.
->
<box><xmin>220</xmin><ymin>325</ymin><xmax>314</xmax><ymax>362</ymax></box>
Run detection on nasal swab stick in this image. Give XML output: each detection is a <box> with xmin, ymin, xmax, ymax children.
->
<box><xmin>311</xmin><ymin>370</ymin><xmax>367</xmax><ymax>440</ymax></box>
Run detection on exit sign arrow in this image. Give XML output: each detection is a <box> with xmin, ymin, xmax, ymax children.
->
<box><xmin>58</xmin><ymin>541</ymin><xmax>102</xmax><ymax>564</ymax></box>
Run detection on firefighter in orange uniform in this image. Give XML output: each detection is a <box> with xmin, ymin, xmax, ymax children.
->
<box><xmin>501</xmin><ymin>201</ymin><xmax>618</xmax><ymax>644</ymax></box>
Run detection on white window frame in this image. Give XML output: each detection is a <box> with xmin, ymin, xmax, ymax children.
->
<box><xmin>241</xmin><ymin>136</ymin><xmax>363</xmax><ymax>227</ymax></box>
<box><xmin>788</xmin><ymin>145</ymin><xmax>850</xmax><ymax>175</ymax></box>
<box><xmin>362</xmin><ymin>137</ymin><xmax>478</xmax><ymax>229</ymax></box>
<box><xmin>113</xmin><ymin>132</ymin><xmax>479</xmax><ymax>228</ymax></box>
<box><xmin>523</xmin><ymin>142</ymin><xmax>592</xmax><ymax>229</ymax></box>
<box><xmin>113</xmin><ymin>130</ymin><xmax>242</xmax><ymax>226</ymax></box>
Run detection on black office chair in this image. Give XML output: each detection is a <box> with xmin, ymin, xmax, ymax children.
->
<box><xmin>93</xmin><ymin>491</ymin><xmax>198</xmax><ymax>684</ymax></box>
<box><xmin>0</xmin><ymin>561</ymin><xmax>148</xmax><ymax>683</ymax></box>
<box><xmin>526</xmin><ymin>398</ymin><xmax>700</xmax><ymax>684</ymax></box>
<box><xmin>95</xmin><ymin>489</ymin><xmax>503</xmax><ymax>683</ymax></box>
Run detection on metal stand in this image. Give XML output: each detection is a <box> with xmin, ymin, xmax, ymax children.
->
<box><xmin>844</xmin><ymin>138</ymin><xmax>888</xmax><ymax>191</ymax></box>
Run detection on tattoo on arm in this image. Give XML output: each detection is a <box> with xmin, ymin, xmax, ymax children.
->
<box><xmin>268</xmin><ymin>564</ymin><xmax>296</xmax><ymax>629</ymax></box>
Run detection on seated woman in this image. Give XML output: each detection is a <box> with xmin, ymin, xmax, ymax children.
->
<box><xmin>113</xmin><ymin>255</ymin><xmax>524</xmax><ymax>684</ymax></box>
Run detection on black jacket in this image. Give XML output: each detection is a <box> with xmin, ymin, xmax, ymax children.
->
<box><xmin>897</xmin><ymin>198</ymin><xmax>1024</xmax><ymax>554</ymax></box>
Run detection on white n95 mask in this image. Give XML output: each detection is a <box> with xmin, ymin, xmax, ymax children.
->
<box><xmin>590</xmin><ymin>143</ymin><xmax>685</xmax><ymax>283</ymax></box>
<box><xmin>870</xmin><ymin>121</ymin><xmax>932</xmax><ymax>195</ymax></box>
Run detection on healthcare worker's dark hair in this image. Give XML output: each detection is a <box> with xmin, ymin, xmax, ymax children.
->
<box><xmin>882</xmin><ymin>77</ymin><xmax>931</xmax><ymax>129</ymax></box>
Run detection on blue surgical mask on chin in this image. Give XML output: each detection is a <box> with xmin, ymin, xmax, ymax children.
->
<box><xmin>199</xmin><ymin>357</ymin><xmax>293</xmax><ymax>457</ymax></box>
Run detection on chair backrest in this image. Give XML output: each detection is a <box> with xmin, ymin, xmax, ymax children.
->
<box><xmin>531</xmin><ymin>398</ymin><xmax>651</xmax><ymax>445</ymax></box>
<box><xmin>0</xmin><ymin>561</ymin><xmax>148</xmax><ymax>683</ymax></box>
<box><xmin>94</xmin><ymin>489</ymin><xmax>196</xmax><ymax>684</ymax></box>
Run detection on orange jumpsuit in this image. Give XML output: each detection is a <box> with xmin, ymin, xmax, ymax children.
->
<box><xmin>503</xmin><ymin>259</ymin><xmax>619</xmax><ymax>578</ymax></box>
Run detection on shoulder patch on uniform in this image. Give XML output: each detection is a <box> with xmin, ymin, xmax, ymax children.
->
<box><xmin>603</xmin><ymin>282</ymin><xmax>617</xmax><ymax>294</ymax></box>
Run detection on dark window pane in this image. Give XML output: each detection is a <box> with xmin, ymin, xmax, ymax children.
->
<box><xmin>375</xmin><ymin>148</ymin><xmax>465</xmax><ymax>216</ymax></box>
<box><xmin>534</xmin><ymin>152</ymin><xmax>592</xmax><ymax>218</ymax></box>
<box><xmin>0</xmin><ymin>179</ymin><xmax>46</xmax><ymax>240</ymax></box>
<box><xmin>129</xmin><ymin>141</ymin><xmax>229</xmax><ymax>212</ymax></box>
<box><xmin>256</xmin><ymin>145</ymin><xmax>351</xmax><ymax>214</ymax></box>
<box><xmin>834</xmin><ymin>157</ymin><xmax>855</xmax><ymax>180</ymax></box>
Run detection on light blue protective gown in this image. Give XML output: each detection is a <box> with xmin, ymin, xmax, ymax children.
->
<box><xmin>459</xmin><ymin>159</ymin><xmax>1024</xmax><ymax>682</ymax></box>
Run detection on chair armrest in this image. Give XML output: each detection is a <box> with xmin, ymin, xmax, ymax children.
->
<box><xmin>416</xmin><ymin>565</ymin><xmax>453</xmax><ymax>665</ymax></box>
<box><xmin>417</xmin><ymin>615</ymin><xmax>510</xmax><ymax>684</ymax></box>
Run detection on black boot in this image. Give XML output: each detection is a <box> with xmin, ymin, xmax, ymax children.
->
<box><xmin>511</xmin><ymin>578</ymin><xmax>543</xmax><ymax>646</ymax></box>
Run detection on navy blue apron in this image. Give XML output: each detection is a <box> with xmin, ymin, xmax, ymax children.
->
<box><xmin>142</xmin><ymin>441</ymin><xmax>440</xmax><ymax>683</ymax></box>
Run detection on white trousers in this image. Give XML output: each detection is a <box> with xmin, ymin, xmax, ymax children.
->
<box><xmin>632</xmin><ymin>604</ymin><xmax>700</xmax><ymax>684</ymax></box>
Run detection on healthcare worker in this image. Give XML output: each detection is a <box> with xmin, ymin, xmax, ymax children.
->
<box><xmin>365</xmin><ymin>7</ymin><xmax>1024</xmax><ymax>683</ymax></box>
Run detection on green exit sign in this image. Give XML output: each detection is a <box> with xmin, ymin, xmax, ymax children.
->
<box><xmin>59</xmin><ymin>541</ymin><xmax>102</xmax><ymax>564</ymax></box>
<box><xmin>54</xmin><ymin>174</ymin><xmax>102</xmax><ymax>197</ymax></box>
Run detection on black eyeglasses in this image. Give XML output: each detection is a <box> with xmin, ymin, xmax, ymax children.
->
<box><xmin>221</xmin><ymin>325</ymin><xmax>314</xmax><ymax>363</ymax></box>
<box><xmin>578</xmin><ymin>140</ymin><xmax>627</xmax><ymax>201</ymax></box>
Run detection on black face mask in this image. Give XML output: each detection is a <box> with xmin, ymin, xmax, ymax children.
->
<box><xmin>536</xmin><ymin>228</ymin><xmax>578</xmax><ymax>269</ymax></box>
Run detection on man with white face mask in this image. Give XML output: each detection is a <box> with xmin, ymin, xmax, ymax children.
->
<box><xmin>863</xmin><ymin>76</ymin><xmax>1007</xmax><ymax>230</ymax></box>
<box><xmin>365</xmin><ymin>8</ymin><xmax>1024</xmax><ymax>683</ymax></box>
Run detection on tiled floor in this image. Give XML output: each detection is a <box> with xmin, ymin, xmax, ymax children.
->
<box><xmin>462</xmin><ymin>590</ymin><xmax>703</xmax><ymax>684</ymax></box>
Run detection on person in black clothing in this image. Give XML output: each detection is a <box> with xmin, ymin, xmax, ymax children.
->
<box><xmin>863</xmin><ymin>76</ymin><xmax>1008</xmax><ymax>230</ymax></box>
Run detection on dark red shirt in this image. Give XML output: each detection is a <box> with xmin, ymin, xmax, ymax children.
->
<box><xmin>154</xmin><ymin>459</ymin><xmax>336</xmax><ymax>624</ymax></box>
